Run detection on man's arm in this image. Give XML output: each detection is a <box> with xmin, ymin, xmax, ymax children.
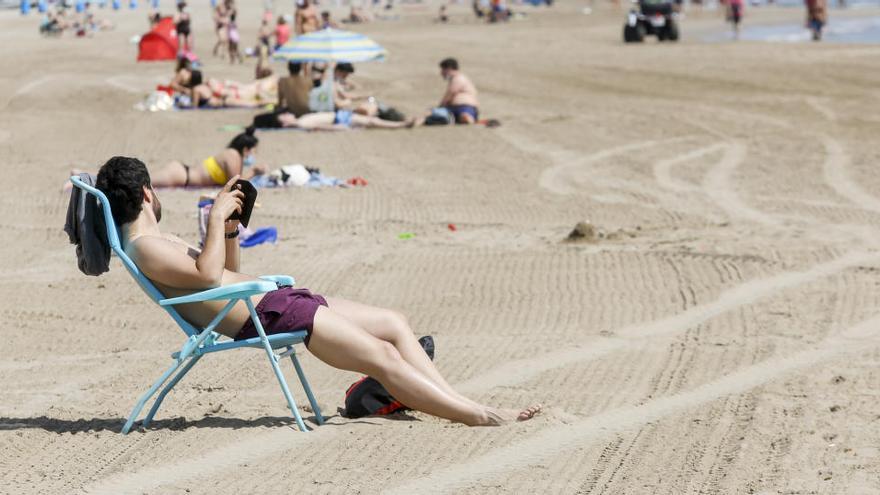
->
<box><xmin>277</xmin><ymin>83</ymin><xmax>287</xmax><ymax>108</ymax></box>
<box><xmin>439</xmin><ymin>78</ymin><xmax>458</xmax><ymax>106</ymax></box>
<box><xmin>133</xmin><ymin>177</ymin><xmax>244</xmax><ymax>289</ymax></box>
<box><xmin>334</xmin><ymin>87</ymin><xmax>353</xmax><ymax>109</ymax></box>
<box><xmin>224</xmin><ymin>219</ymin><xmax>240</xmax><ymax>272</ymax></box>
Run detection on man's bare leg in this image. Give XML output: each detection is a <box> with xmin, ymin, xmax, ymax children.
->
<box><xmin>324</xmin><ymin>298</ymin><xmax>541</xmax><ymax>421</ymax></box>
<box><xmin>325</xmin><ymin>298</ymin><xmax>479</xmax><ymax>405</ymax></box>
<box><xmin>351</xmin><ymin>114</ymin><xmax>414</xmax><ymax>129</ymax></box>
<box><xmin>309</xmin><ymin>306</ymin><xmax>493</xmax><ymax>425</ymax></box>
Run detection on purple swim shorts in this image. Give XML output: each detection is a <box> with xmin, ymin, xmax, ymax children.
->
<box><xmin>235</xmin><ymin>287</ymin><xmax>328</xmax><ymax>347</ymax></box>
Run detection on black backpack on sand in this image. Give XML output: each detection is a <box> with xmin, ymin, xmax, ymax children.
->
<box><xmin>343</xmin><ymin>336</ymin><xmax>435</xmax><ymax>418</ymax></box>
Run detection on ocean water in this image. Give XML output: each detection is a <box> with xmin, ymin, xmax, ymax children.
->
<box><xmin>705</xmin><ymin>14</ymin><xmax>880</xmax><ymax>43</ymax></box>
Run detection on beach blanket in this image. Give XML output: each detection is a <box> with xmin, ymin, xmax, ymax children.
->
<box><xmin>251</xmin><ymin>164</ymin><xmax>347</xmax><ymax>189</ymax></box>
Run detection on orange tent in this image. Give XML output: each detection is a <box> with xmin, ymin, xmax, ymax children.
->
<box><xmin>138</xmin><ymin>17</ymin><xmax>178</xmax><ymax>62</ymax></box>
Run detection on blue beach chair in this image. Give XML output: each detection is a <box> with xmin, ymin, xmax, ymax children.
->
<box><xmin>69</xmin><ymin>176</ymin><xmax>324</xmax><ymax>433</ymax></box>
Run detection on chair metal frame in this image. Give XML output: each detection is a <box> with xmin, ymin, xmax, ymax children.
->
<box><xmin>70</xmin><ymin>176</ymin><xmax>324</xmax><ymax>434</ymax></box>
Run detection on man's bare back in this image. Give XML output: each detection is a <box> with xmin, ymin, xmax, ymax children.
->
<box><xmin>444</xmin><ymin>73</ymin><xmax>479</xmax><ymax>107</ymax></box>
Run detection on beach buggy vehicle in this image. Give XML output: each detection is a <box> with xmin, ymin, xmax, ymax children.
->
<box><xmin>623</xmin><ymin>0</ymin><xmax>680</xmax><ymax>43</ymax></box>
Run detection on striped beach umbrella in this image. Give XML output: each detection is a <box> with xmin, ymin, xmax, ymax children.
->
<box><xmin>273</xmin><ymin>28</ymin><xmax>387</xmax><ymax>63</ymax></box>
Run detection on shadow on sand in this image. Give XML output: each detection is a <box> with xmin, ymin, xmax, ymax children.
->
<box><xmin>0</xmin><ymin>410</ymin><xmax>417</xmax><ymax>434</ymax></box>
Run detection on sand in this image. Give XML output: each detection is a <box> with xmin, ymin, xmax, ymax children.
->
<box><xmin>2</xmin><ymin>1</ymin><xmax>880</xmax><ymax>493</ymax></box>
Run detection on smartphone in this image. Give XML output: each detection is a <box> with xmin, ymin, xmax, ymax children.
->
<box><xmin>228</xmin><ymin>179</ymin><xmax>258</xmax><ymax>228</ymax></box>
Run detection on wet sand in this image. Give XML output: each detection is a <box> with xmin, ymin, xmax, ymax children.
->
<box><xmin>2</xmin><ymin>2</ymin><xmax>880</xmax><ymax>493</ymax></box>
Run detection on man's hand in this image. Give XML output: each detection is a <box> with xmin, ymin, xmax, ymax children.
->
<box><xmin>210</xmin><ymin>175</ymin><xmax>244</xmax><ymax>226</ymax></box>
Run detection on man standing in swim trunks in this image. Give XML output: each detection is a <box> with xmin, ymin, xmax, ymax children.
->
<box><xmin>95</xmin><ymin>156</ymin><xmax>540</xmax><ymax>426</ymax></box>
<box><xmin>437</xmin><ymin>58</ymin><xmax>480</xmax><ymax>125</ymax></box>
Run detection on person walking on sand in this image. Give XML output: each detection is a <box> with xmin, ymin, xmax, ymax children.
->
<box><xmin>274</xmin><ymin>15</ymin><xmax>291</xmax><ymax>49</ymax></box>
<box><xmin>212</xmin><ymin>0</ymin><xmax>231</xmax><ymax>59</ymax></box>
<box><xmin>93</xmin><ymin>156</ymin><xmax>543</xmax><ymax>427</ymax></box>
<box><xmin>805</xmin><ymin>0</ymin><xmax>827</xmax><ymax>41</ymax></box>
<box><xmin>227</xmin><ymin>9</ymin><xmax>243</xmax><ymax>64</ymax></box>
<box><xmin>727</xmin><ymin>0</ymin><xmax>743</xmax><ymax>39</ymax></box>
<box><xmin>173</xmin><ymin>2</ymin><xmax>192</xmax><ymax>53</ymax></box>
<box><xmin>436</xmin><ymin>58</ymin><xmax>480</xmax><ymax>124</ymax></box>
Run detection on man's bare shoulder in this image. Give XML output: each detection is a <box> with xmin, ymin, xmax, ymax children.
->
<box><xmin>128</xmin><ymin>234</ymin><xmax>199</xmax><ymax>264</ymax></box>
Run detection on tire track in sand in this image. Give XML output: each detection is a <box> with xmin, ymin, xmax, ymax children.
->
<box><xmin>455</xmin><ymin>250</ymin><xmax>878</xmax><ymax>394</ymax></box>
<box><xmin>807</xmin><ymin>100</ymin><xmax>880</xmax><ymax>217</ymax></box>
<box><xmin>533</xmin><ymin>138</ymin><xmax>693</xmax><ymax>195</ymax></box>
<box><xmin>701</xmin><ymin>141</ymin><xmax>782</xmax><ymax>227</ymax></box>
<box><xmin>820</xmin><ymin>135</ymin><xmax>880</xmax><ymax>215</ymax></box>
<box><xmin>388</xmin><ymin>311</ymin><xmax>880</xmax><ymax>495</ymax></box>
<box><xmin>653</xmin><ymin>143</ymin><xmax>726</xmax><ymax>193</ymax></box>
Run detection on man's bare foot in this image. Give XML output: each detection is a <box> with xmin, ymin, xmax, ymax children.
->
<box><xmin>483</xmin><ymin>404</ymin><xmax>543</xmax><ymax>425</ymax></box>
<box><xmin>516</xmin><ymin>404</ymin><xmax>543</xmax><ymax>421</ymax></box>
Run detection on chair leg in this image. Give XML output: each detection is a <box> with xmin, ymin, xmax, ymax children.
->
<box><xmin>245</xmin><ymin>298</ymin><xmax>309</xmax><ymax>432</ymax></box>
<box><xmin>122</xmin><ymin>359</ymin><xmax>184</xmax><ymax>434</ymax></box>
<box><xmin>142</xmin><ymin>355</ymin><xmax>202</xmax><ymax>428</ymax></box>
<box><xmin>289</xmin><ymin>347</ymin><xmax>324</xmax><ymax>425</ymax></box>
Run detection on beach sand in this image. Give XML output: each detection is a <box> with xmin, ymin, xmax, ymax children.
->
<box><xmin>2</xmin><ymin>2</ymin><xmax>880</xmax><ymax>493</ymax></box>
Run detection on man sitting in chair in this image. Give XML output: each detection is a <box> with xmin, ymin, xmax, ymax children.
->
<box><xmin>96</xmin><ymin>156</ymin><xmax>541</xmax><ymax>426</ymax></box>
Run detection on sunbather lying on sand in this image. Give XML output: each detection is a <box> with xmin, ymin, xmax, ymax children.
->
<box><xmin>67</xmin><ymin>129</ymin><xmax>267</xmax><ymax>189</ymax></box>
<box><xmin>94</xmin><ymin>156</ymin><xmax>542</xmax><ymax>426</ymax></box>
<box><xmin>274</xmin><ymin>110</ymin><xmax>415</xmax><ymax>130</ymax></box>
<box><xmin>176</xmin><ymin>73</ymin><xmax>279</xmax><ymax>109</ymax></box>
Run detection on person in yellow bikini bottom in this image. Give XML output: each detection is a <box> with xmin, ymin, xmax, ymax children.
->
<box><xmin>202</xmin><ymin>156</ymin><xmax>228</xmax><ymax>185</ymax></box>
<box><xmin>177</xmin><ymin>129</ymin><xmax>258</xmax><ymax>188</ymax></box>
<box><xmin>178</xmin><ymin>156</ymin><xmax>227</xmax><ymax>187</ymax></box>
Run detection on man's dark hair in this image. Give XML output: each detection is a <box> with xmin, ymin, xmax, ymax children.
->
<box><xmin>336</xmin><ymin>62</ymin><xmax>355</xmax><ymax>74</ymax></box>
<box><xmin>288</xmin><ymin>61</ymin><xmax>302</xmax><ymax>75</ymax></box>
<box><xmin>228</xmin><ymin>126</ymin><xmax>259</xmax><ymax>156</ymax></box>
<box><xmin>95</xmin><ymin>156</ymin><xmax>152</xmax><ymax>226</ymax></box>
<box><xmin>439</xmin><ymin>58</ymin><xmax>458</xmax><ymax>70</ymax></box>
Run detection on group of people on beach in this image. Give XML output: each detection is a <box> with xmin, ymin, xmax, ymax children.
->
<box><xmin>247</xmin><ymin>57</ymin><xmax>481</xmax><ymax>131</ymax></box>
<box><xmin>122</xmin><ymin>55</ymin><xmax>481</xmax><ymax>190</ymax></box>
<box><xmin>40</xmin><ymin>2</ymin><xmax>113</xmax><ymax>36</ymax></box>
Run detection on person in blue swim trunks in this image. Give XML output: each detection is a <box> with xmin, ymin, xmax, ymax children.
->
<box><xmin>275</xmin><ymin>110</ymin><xmax>414</xmax><ymax>130</ymax></box>
<box><xmin>437</xmin><ymin>57</ymin><xmax>480</xmax><ymax>124</ymax></box>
